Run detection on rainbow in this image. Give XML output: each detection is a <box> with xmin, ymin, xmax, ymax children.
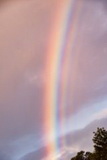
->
<box><xmin>44</xmin><ymin>0</ymin><xmax>83</xmax><ymax>158</ymax></box>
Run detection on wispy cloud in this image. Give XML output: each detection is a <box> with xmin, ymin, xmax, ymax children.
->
<box><xmin>92</xmin><ymin>108</ymin><xmax>107</xmax><ymax>120</ymax></box>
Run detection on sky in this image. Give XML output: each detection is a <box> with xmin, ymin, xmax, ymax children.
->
<box><xmin>0</xmin><ymin>0</ymin><xmax>107</xmax><ymax>159</ymax></box>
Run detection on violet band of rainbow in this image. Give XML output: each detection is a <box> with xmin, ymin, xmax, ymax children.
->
<box><xmin>44</xmin><ymin>0</ymin><xmax>84</xmax><ymax>158</ymax></box>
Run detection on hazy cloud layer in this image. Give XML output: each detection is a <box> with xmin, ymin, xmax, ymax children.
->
<box><xmin>17</xmin><ymin>118</ymin><xmax>107</xmax><ymax>160</ymax></box>
<box><xmin>66</xmin><ymin>0</ymin><xmax>107</xmax><ymax>114</ymax></box>
<box><xmin>0</xmin><ymin>0</ymin><xmax>107</xmax><ymax>160</ymax></box>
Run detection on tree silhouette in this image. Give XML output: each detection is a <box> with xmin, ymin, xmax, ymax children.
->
<box><xmin>71</xmin><ymin>127</ymin><xmax>107</xmax><ymax>160</ymax></box>
<box><xmin>93</xmin><ymin>127</ymin><xmax>107</xmax><ymax>160</ymax></box>
<box><xmin>71</xmin><ymin>151</ymin><xmax>85</xmax><ymax>160</ymax></box>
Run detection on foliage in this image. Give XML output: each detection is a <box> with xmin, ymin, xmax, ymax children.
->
<box><xmin>93</xmin><ymin>127</ymin><xmax>107</xmax><ymax>160</ymax></box>
<box><xmin>71</xmin><ymin>151</ymin><xmax>93</xmax><ymax>160</ymax></box>
<box><xmin>71</xmin><ymin>151</ymin><xmax>85</xmax><ymax>160</ymax></box>
<box><xmin>71</xmin><ymin>127</ymin><xmax>107</xmax><ymax>160</ymax></box>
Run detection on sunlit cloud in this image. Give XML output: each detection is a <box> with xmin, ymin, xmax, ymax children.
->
<box><xmin>92</xmin><ymin>108</ymin><xmax>107</xmax><ymax>120</ymax></box>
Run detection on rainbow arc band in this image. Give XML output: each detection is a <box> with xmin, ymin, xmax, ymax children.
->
<box><xmin>44</xmin><ymin>0</ymin><xmax>84</xmax><ymax>157</ymax></box>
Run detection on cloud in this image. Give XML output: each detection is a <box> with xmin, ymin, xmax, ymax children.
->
<box><xmin>0</xmin><ymin>0</ymin><xmax>107</xmax><ymax>160</ymax></box>
<box><xmin>65</xmin><ymin>0</ymin><xmax>107</xmax><ymax>117</ymax></box>
<box><xmin>92</xmin><ymin>108</ymin><xmax>107</xmax><ymax>120</ymax></box>
<box><xmin>18</xmin><ymin>117</ymin><xmax>107</xmax><ymax>160</ymax></box>
<box><xmin>0</xmin><ymin>0</ymin><xmax>56</xmax><ymax>159</ymax></box>
<box><xmin>56</xmin><ymin>117</ymin><xmax>107</xmax><ymax>159</ymax></box>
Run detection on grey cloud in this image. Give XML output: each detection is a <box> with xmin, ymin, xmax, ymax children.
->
<box><xmin>0</xmin><ymin>133</ymin><xmax>45</xmax><ymax>160</ymax></box>
<box><xmin>66</xmin><ymin>118</ymin><xmax>107</xmax><ymax>155</ymax></box>
<box><xmin>57</xmin><ymin>118</ymin><xmax>107</xmax><ymax>160</ymax></box>
<box><xmin>21</xmin><ymin>147</ymin><xmax>47</xmax><ymax>160</ymax></box>
<box><xmin>19</xmin><ymin>118</ymin><xmax>107</xmax><ymax>160</ymax></box>
<box><xmin>65</xmin><ymin>0</ymin><xmax>107</xmax><ymax>115</ymax></box>
<box><xmin>0</xmin><ymin>154</ymin><xmax>10</xmax><ymax>160</ymax></box>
